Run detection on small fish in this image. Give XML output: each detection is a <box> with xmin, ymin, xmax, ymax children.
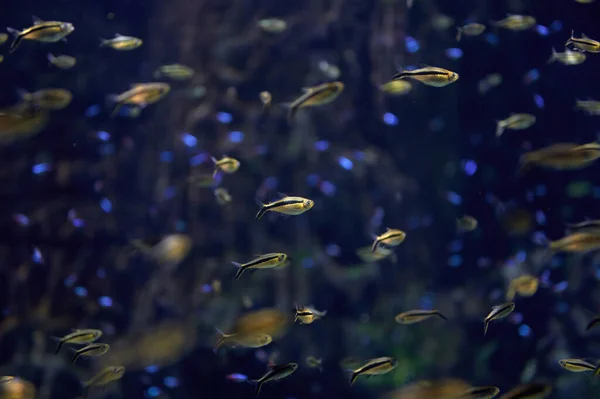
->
<box><xmin>0</xmin><ymin>55</ymin><xmax>3</xmax><ymax>63</ymax></box>
<box><xmin>491</xmin><ymin>15</ymin><xmax>536</xmax><ymax>31</ymax></box>
<box><xmin>284</xmin><ymin>82</ymin><xmax>344</xmax><ymax>122</ymax></box>
<box><xmin>549</xmin><ymin>230</ymin><xmax>600</xmax><ymax>254</ymax></box>
<box><xmin>478</xmin><ymin>73</ymin><xmax>502</xmax><ymax>95</ymax></box>
<box><xmin>484</xmin><ymin>302</ymin><xmax>515</xmax><ymax>335</ymax></box>
<box><xmin>349</xmin><ymin>357</ymin><xmax>397</xmax><ymax>385</ymax></box>
<box><xmin>7</xmin><ymin>16</ymin><xmax>75</xmax><ymax>53</ymax></box>
<box><xmin>0</xmin><ymin>33</ymin><xmax>9</xmax><ymax>45</ymax></box>
<box><xmin>100</xmin><ymin>33</ymin><xmax>142</xmax><ymax>50</ymax></box>
<box><xmin>558</xmin><ymin>358</ymin><xmax>596</xmax><ymax>372</ymax></box>
<box><xmin>371</xmin><ymin>228</ymin><xmax>406</xmax><ymax>252</ymax></box>
<box><xmin>19</xmin><ymin>88</ymin><xmax>73</xmax><ymax>110</ymax></box>
<box><xmin>547</xmin><ymin>48</ymin><xmax>586</xmax><ymax>65</ymax></box>
<box><xmin>392</xmin><ymin>66</ymin><xmax>459</xmax><ymax>87</ymax></box>
<box><xmin>519</xmin><ymin>142</ymin><xmax>600</xmax><ymax>172</ymax></box>
<box><xmin>83</xmin><ymin>366</ymin><xmax>125</xmax><ymax>388</ymax></box>
<box><xmin>498</xmin><ymin>383</ymin><xmax>551</xmax><ymax>399</ymax></box>
<box><xmin>455</xmin><ymin>386</ymin><xmax>501</xmax><ymax>399</ymax></box>
<box><xmin>108</xmin><ymin>83</ymin><xmax>170</xmax><ymax>117</ymax></box>
<box><xmin>305</xmin><ymin>356</ymin><xmax>323</xmax><ymax>371</ymax></box>
<box><xmin>131</xmin><ymin>234</ymin><xmax>191</xmax><ymax>267</ymax></box>
<box><xmin>0</xmin><ymin>376</ymin><xmax>15</xmax><ymax>383</ymax></box>
<box><xmin>47</xmin><ymin>53</ymin><xmax>76</xmax><ymax>69</ymax></box>
<box><xmin>456</xmin><ymin>23</ymin><xmax>486</xmax><ymax>41</ymax></box>
<box><xmin>214</xmin><ymin>188</ymin><xmax>232</xmax><ymax>205</ymax></box>
<box><xmin>457</xmin><ymin>215</ymin><xmax>478</xmax><ymax>232</ymax></box>
<box><xmin>496</xmin><ymin>114</ymin><xmax>536</xmax><ymax>137</ymax></box>
<box><xmin>215</xmin><ymin>329</ymin><xmax>272</xmax><ymax>350</ymax></box>
<box><xmin>0</xmin><ymin>108</ymin><xmax>49</xmax><ymax>143</ymax></box>
<box><xmin>259</xmin><ymin>91</ymin><xmax>272</xmax><ymax>107</ymax></box>
<box><xmin>71</xmin><ymin>343</ymin><xmax>110</xmax><ymax>363</ymax></box>
<box><xmin>255</xmin><ymin>194</ymin><xmax>314</xmax><ymax>220</ymax></box>
<box><xmin>211</xmin><ymin>156</ymin><xmax>240</xmax><ymax>178</ymax></box>
<box><xmin>575</xmin><ymin>0</ymin><xmax>596</xmax><ymax>3</ymax></box>
<box><xmin>576</xmin><ymin>99</ymin><xmax>600</xmax><ymax>115</ymax></box>
<box><xmin>251</xmin><ymin>363</ymin><xmax>297</xmax><ymax>397</ymax></box>
<box><xmin>231</xmin><ymin>253</ymin><xmax>288</xmax><ymax>280</ymax></box>
<box><xmin>53</xmin><ymin>329</ymin><xmax>103</xmax><ymax>354</ymax></box>
<box><xmin>380</xmin><ymin>80</ymin><xmax>412</xmax><ymax>96</ymax></box>
<box><xmin>356</xmin><ymin>245</ymin><xmax>397</xmax><ymax>263</ymax></box>
<box><xmin>153</xmin><ymin>64</ymin><xmax>194</xmax><ymax>80</ymax></box>
<box><xmin>257</xmin><ymin>18</ymin><xmax>288</xmax><ymax>33</ymax></box>
<box><xmin>567</xmin><ymin>219</ymin><xmax>600</xmax><ymax>230</ymax></box>
<box><xmin>566</xmin><ymin>30</ymin><xmax>600</xmax><ymax>53</ymax></box>
<box><xmin>395</xmin><ymin>309</ymin><xmax>447</xmax><ymax>324</ymax></box>
<box><xmin>318</xmin><ymin>60</ymin><xmax>341</xmax><ymax>79</ymax></box>
<box><xmin>506</xmin><ymin>275</ymin><xmax>539</xmax><ymax>301</ymax></box>
<box><xmin>294</xmin><ymin>304</ymin><xmax>327</xmax><ymax>324</ymax></box>
<box><xmin>586</xmin><ymin>316</ymin><xmax>600</xmax><ymax>331</ymax></box>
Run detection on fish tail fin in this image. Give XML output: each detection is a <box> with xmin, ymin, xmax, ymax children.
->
<box><xmin>7</xmin><ymin>27</ymin><xmax>23</xmax><ymax>53</ymax></box>
<box><xmin>371</xmin><ymin>238</ymin><xmax>380</xmax><ymax>253</ymax></box>
<box><xmin>484</xmin><ymin>320</ymin><xmax>489</xmax><ymax>336</ymax></box>
<box><xmin>279</xmin><ymin>102</ymin><xmax>296</xmax><ymax>123</ymax></box>
<box><xmin>456</xmin><ymin>27</ymin><xmax>463</xmax><ymax>41</ymax></box>
<box><xmin>547</xmin><ymin>47</ymin><xmax>558</xmax><ymax>64</ymax></box>
<box><xmin>495</xmin><ymin>121</ymin><xmax>505</xmax><ymax>137</ymax></box>
<box><xmin>232</xmin><ymin>262</ymin><xmax>246</xmax><ymax>280</ymax></box>
<box><xmin>71</xmin><ymin>352</ymin><xmax>80</xmax><ymax>364</ymax></box>
<box><xmin>253</xmin><ymin>381</ymin><xmax>264</xmax><ymax>397</ymax></box>
<box><xmin>349</xmin><ymin>372</ymin><xmax>359</xmax><ymax>386</ymax></box>
<box><xmin>214</xmin><ymin>328</ymin><xmax>228</xmax><ymax>351</ymax></box>
<box><xmin>47</xmin><ymin>53</ymin><xmax>55</xmax><ymax>63</ymax></box>
<box><xmin>435</xmin><ymin>311</ymin><xmax>448</xmax><ymax>321</ymax></box>
<box><xmin>99</xmin><ymin>38</ymin><xmax>108</xmax><ymax>47</ymax></box>
<box><xmin>255</xmin><ymin>199</ymin><xmax>267</xmax><ymax>220</ymax></box>
<box><xmin>52</xmin><ymin>337</ymin><xmax>65</xmax><ymax>354</ymax></box>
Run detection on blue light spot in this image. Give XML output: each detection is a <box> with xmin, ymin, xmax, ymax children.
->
<box><xmin>96</xmin><ymin>131</ymin><xmax>110</xmax><ymax>141</ymax></box>
<box><xmin>306</xmin><ymin>174</ymin><xmax>320</xmax><ymax>187</ymax></box>
<box><xmin>314</xmin><ymin>140</ymin><xmax>330</xmax><ymax>151</ymax></box>
<box><xmin>383</xmin><ymin>112</ymin><xmax>398</xmax><ymax>126</ymax></box>
<box><xmin>85</xmin><ymin>104</ymin><xmax>102</xmax><ymax>117</ymax></box>
<box><xmin>163</xmin><ymin>377</ymin><xmax>179</xmax><ymax>388</ymax></box>
<box><xmin>448</xmin><ymin>239</ymin><xmax>463</xmax><ymax>252</ymax></box>
<box><xmin>14</xmin><ymin>214</ymin><xmax>29</xmax><ymax>226</ymax></box>
<box><xmin>189</xmin><ymin>153</ymin><xmax>208</xmax><ymax>166</ymax></box>
<box><xmin>160</xmin><ymin>151</ymin><xmax>174</xmax><ymax>162</ymax></box>
<box><xmin>32</xmin><ymin>163</ymin><xmax>50</xmax><ymax>175</ymax></box>
<box><xmin>263</xmin><ymin>176</ymin><xmax>278</xmax><ymax>190</ymax></box>
<box><xmin>418</xmin><ymin>292</ymin><xmax>434</xmax><ymax>309</ymax></box>
<box><xmin>462</xmin><ymin>160</ymin><xmax>478</xmax><ymax>176</ymax></box>
<box><xmin>147</xmin><ymin>386</ymin><xmax>161</xmax><ymax>397</ymax></box>
<box><xmin>550</xmin><ymin>20</ymin><xmax>562</xmax><ymax>32</ymax></box>
<box><xmin>553</xmin><ymin>281</ymin><xmax>568</xmax><ymax>293</ymax></box>
<box><xmin>445</xmin><ymin>48</ymin><xmax>463</xmax><ymax>60</ymax></box>
<box><xmin>201</xmin><ymin>284</ymin><xmax>212</xmax><ymax>293</ymax></box>
<box><xmin>524</xmin><ymin>69</ymin><xmax>540</xmax><ymax>84</ymax></box>
<box><xmin>325</xmin><ymin>243</ymin><xmax>341</xmax><ymax>257</ymax></box>
<box><xmin>98</xmin><ymin>296</ymin><xmax>113</xmax><ymax>307</ymax></box>
<box><xmin>74</xmin><ymin>286</ymin><xmax>88</xmax><ymax>297</ymax></box>
<box><xmin>518</xmin><ymin>324</ymin><xmax>532</xmax><ymax>337</ymax></box>
<box><xmin>448</xmin><ymin>254</ymin><xmax>463</xmax><ymax>267</ymax></box>
<box><xmin>515</xmin><ymin>250</ymin><xmax>527</xmax><ymax>263</ymax></box>
<box><xmin>100</xmin><ymin>198</ymin><xmax>112</xmax><ymax>213</ymax></box>
<box><xmin>593</xmin><ymin>186</ymin><xmax>600</xmax><ymax>199</ymax></box>
<box><xmin>32</xmin><ymin>247</ymin><xmax>43</xmax><ymax>263</ymax></box>
<box><xmin>485</xmin><ymin>33</ymin><xmax>499</xmax><ymax>45</ymax></box>
<box><xmin>535</xmin><ymin>25</ymin><xmax>549</xmax><ymax>36</ymax></box>
<box><xmin>228</xmin><ymin>131</ymin><xmax>244</xmax><ymax>143</ymax></box>
<box><xmin>320</xmin><ymin>180</ymin><xmax>336</xmax><ymax>196</ymax></box>
<box><xmin>216</xmin><ymin>112</ymin><xmax>232</xmax><ymax>124</ymax></box>
<box><xmin>72</xmin><ymin>218</ymin><xmax>84</xmax><ymax>228</ymax></box>
<box><xmin>511</xmin><ymin>312</ymin><xmax>523</xmax><ymax>324</ymax></box>
<box><xmin>96</xmin><ymin>268</ymin><xmax>106</xmax><ymax>279</ymax></box>
<box><xmin>302</xmin><ymin>257</ymin><xmax>314</xmax><ymax>269</ymax></box>
<box><xmin>446</xmin><ymin>191</ymin><xmax>462</xmax><ymax>205</ymax></box>
<box><xmin>535</xmin><ymin>210</ymin><xmax>546</xmax><ymax>226</ymax></box>
<box><xmin>181</xmin><ymin>132</ymin><xmax>197</xmax><ymax>147</ymax></box>
<box><xmin>354</xmin><ymin>151</ymin><xmax>365</xmax><ymax>161</ymax></box>
<box><xmin>534</xmin><ymin>94</ymin><xmax>544</xmax><ymax>109</ymax></box>
<box><xmin>227</xmin><ymin>373</ymin><xmax>248</xmax><ymax>382</ymax></box>
<box><xmin>404</xmin><ymin>36</ymin><xmax>420</xmax><ymax>53</ymax></box>
<box><xmin>338</xmin><ymin>156</ymin><xmax>353</xmax><ymax>170</ymax></box>
<box><xmin>145</xmin><ymin>365</ymin><xmax>160</xmax><ymax>374</ymax></box>
<box><xmin>64</xmin><ymin>274</ymin><xmax>77</xmax><ymax>287</ymax></box>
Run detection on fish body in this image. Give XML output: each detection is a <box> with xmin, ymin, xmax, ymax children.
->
<box><xmin>153</xmin><ymin>64</ymin><xmax>194</xmax><ymax>80</ymax></box>
<box><xmin>566</xmin><ymin>31</ymin><xmax>600</xmax><ymax>53</ymax></box>
<box><xmin>484</xmin><ymin>302</ymin><xmax>515</xmax><ymax>335</ymax></box>
<box><xmin>547</xmin><ymin>48</ymin><xmax>586</xmax><ymax>65</ymax></box>
<box><xmin>215</xmin><ymin>330</ymin><xmax>272</xmax><ymax>350</ymax></box>
<box><xmin>0</xmin><ymin>376</ymin><xmax>14</xmax><ymax>383</ymax></box>
<box><xmin>255</xmin><ymin>195</ymin><xmax>313</xmax><ymax>220</ymax></box>
<box><xmin>100</xmin><ymin>34</ymin><xmax>142</xmax><ymax>50</ymax></box>
<box><xmin>7</xmin><ymin>16</ymin><xmax>74</xmax><ymax>53</ymax></box>
<box><xmin>558</xmin><ymin>358</ymin><xmax>596</xmax><ymax>372</ymax></box>
<box><xmin>586</xmin><ymin>316</ymin><xmax>600</xmax><ymax>331</ymax></box>
<box><xmin>214</xmin><ymin>188</ymin><xmax>232</xmax><ymax>205</ymax></box>
<box><xmin>54</xmin><ymin>329</ymin><xmax>103</xmax><ymax>354</ymax></box>
<box><xmin>108</xmin><ymin>83</ymin><xmax>170</xmax><ymax>116</ymax></box>
<box><xmin>356</xmin><ymin>245</ymin><xmax>397</xmax><ymax>263</ymax></box>
<box><xmin>506</xmin><ymin>275</ymin><xmax>539</xmax><ymax>301</ymax></box>
<box><xmin>211</xmin><ymin>156</ymin><xmax>240</xmax><ymax>177</ymax></box>
<box><xmin>0</xmin><ymin>109</ymin><xmax>48</xmax><ymax>143</ymax></box>
<box><xmin>0</xmin><ymin>33</ymin><xmax>7</xmax><ymax>45</ymax></box>
<box><xmin>371</xmin><ymin>228</ymin><xmax>406</xmax><ymax>252</ymax></box>
<box><xmin>395</xmin><ymin>309</ymin><xmax>447</xmax><ymax>324</ymax></box>
<box><xmin>549</xmin><ymin>231</ymin><xmax>600</xmax><ymax>253</ymax></box>
<box><xmin>132</xmin><ymin>234</ymin><xmax>192</xmax><ymax>267</ymax></box>
<box><xmin>498</xmin><ymin>383</ymin><xmax>551</xmax><ymax>399</ymax></box>
<box><xmin>350</xmin><ymin>357</ymin><xmax>397</xmax><ymax>385</ymax></box>
<box><xmin>48</xmin><ymin>53</ymin><xmax>76</xmax><ymax>69</ymax></box>
<box><xmin>519</xmin><ymin>142</ymin><xmax>600</xmax><ymax>172</ymax></box>
<box><xmin>71</xmin><ymin>343</ymin><xmax>110</xmax><ymax>363</ymax></box>
<box><xmin>257</xmin><ymin>18</ymin><xmax>288</xmax><ymax>33</ymax></box>
<box><xmin>457</xmin><ymin>215</ymin><xmax>478</xmax><ymax>232</ymax></box>
<box><xmin>83</xmin><ymin>366</ymin><xmax>125</xmax><ymax>388</ymax></box>
<box><xmin>252</xmin><ymin>363</ymin><xmax>297</xmax><ymax>396</ymax></box>
<box><xmin>259</xmin><ymin>91</ymin><xmax>272</xmax><ymax>107</ymax></box>
<box><xmin>496</xmin><ymin>114</ymin><xmax>536</xmax><ymax>137</ymax></box>
<box><xmin>294</xmin><ymin>304</ymin><xmax>327</xmax><ymax>324</ymax></box>
<box><xmin>392</xmin><ymin>66</ymin><xmax>459</xmax><ymax>87</ymax></box>
<box><xmin>232</xmin><ymin>253</ymin><xmax>288</xmax><ymax>280</ymax></box>
<box><xmin>20</xmin><ymin>88</ymin><xmax>72</xmax><ymax>110</ymax></box>
<box><xmin>576</xmin><ymin>100</ymin><xmax>600</xmax><ymax>115</ymax></box>
<box><xmin>285</xmin><ymin>82</ymin><xmax>344</xmax><ymax>122</ymax></box>
<box><xmin>455</xmin><ymin>386</ymin><xmax>500</xmax><ymax>399</ymax></box>
<box><xmin>380</xmin><ymin>80</ymin><xmax>412</xmax><ymax>96</ymax></box>
<box><xmin>492</xmin><ymin>15</ymin><xmax>536</xmax><ymax>31</ymax></box>
<box><xmin>456</xmin><ymin>23</ymin><xmax>486</xmax><ymax>41</ymax></box>
<box><xmin>305</xmin><ymin>356</ymin><xmax>323</xmax><ymax>371</ymax></box>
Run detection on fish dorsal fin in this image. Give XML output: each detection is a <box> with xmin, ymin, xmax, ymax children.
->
<box><xmin>276</xmin><ymin>192</ymin><xmax>289</xmax><ymax>199</ymax></box>
<box><xmin>115</xmin><ymin>33</ymin><xmax>123</xmax><ymax>37</ymax></box>
<box><xmin>301</xmin><ymin>87</ymin><xmax>313</xmax><ymax>93</ymax></box>
<box><xmin>386</xmin><ymin>227</ymin><xmax>392</xmax><ymax>231</ymax></box>
<box><xmin>582</xmin><ymin>33</ymin><xmax>590</xmax><ymax>39</ymax></box>
<box><xmin>130</xmin><ymin>83</ymin><xmax>145</xmax><ymax>88</ymax></box>
<box><xmin>32</xmin><ymin>16</ymin><xmax>44</xmax><ymax>25</ymax></box>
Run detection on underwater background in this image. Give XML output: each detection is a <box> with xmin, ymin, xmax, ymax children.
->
<box><xmin>1</xmin><ymin>0</ymin><xmax>600</xmax><ymax>398</ymax></box>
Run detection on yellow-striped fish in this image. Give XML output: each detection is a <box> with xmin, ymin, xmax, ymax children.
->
<box><xmin>547</xmin><ymin>48</ymin><xmax>586</xmax><ymax>65</ymax></box>
<box><xmin>549</xmin><ymin>230</ymin><xmax>600</xmax><ymax>254</ymax></box>
<box><xmin>232</xmin><ymin>253</ymin><xmax>288</xmax><ymax>280</ymax></box>
<box><xmin>100</xmin><ymin>33</ymin><xmax>142</xmax><ymax>50</ymax></box>
<box><xmin>395</xmin><ymin>309</ymin><xmax>447</xmax><ymax>324</ymax></box>
<box><xmin>496</xmin><ymin>114</ymin><xmax>536</xmax><ymax>137</ymax></box>
<box><xmin>251</xmin><ymin>363</ymin><xmax>297</xmax><ymax>397</ymax></box>
<box><xmin>108</xmin><ymin>83</ymin><xmax>170</xmax><ymax>117</ymax></box>
<box><xmin>211</xmin><ymin>156</ymin><xmax>240</xmax><ymax>177</ymax></box>
<box><xmin>53</xmin><ymin>329</ymin><xmax>102</xmax><ymax>354</ymax></box>
<box><xmin>19</xmin><ymin>88</ymin><xmax>73</xmax><ymax>110</ymax></box>
<box><xmin>153</xmin><ymin>64</ymin><xmax>194</xmax><ymax>80</ymax></box>
<box><xmin>255</xmin><ymin>194</ymin><xmax>314</xmax><ymax>220</ymax></box>
<box><xmin>576</xmin><ymin>99</ymin><xmax>600</xmax><ymax>115</ymax></box>
<box><xmin>506</xmin><ymin>275</ymin><xmax>539</xmax><ymax>301</ymax></box>
<box><xmin>284</xmin><ymin>82</ymin><xmax>344</xmax><ymax>122</ymax></box>
<box><xmin>491</xmin><ymin>15</ymin><xmax>536</xmax><ymax>31</ymax></box>
<box><xmin>519</xmin><ymin>142</ymin><xmax>600</xmax><ymax>172</ymax></box>
<box><xmin>371</xmin><ymin>228</ymin><xmax>406</xmax><ymax>252</ymax></box>
<box><xmin>71</xmin><ymin>343</ymin><xmax>110</xmax><ymax>363</ymax></box>
<box><xmin>294</xmin><ymin>304</ymin><xmax>327</xmax><ymax>324</ymax></box>
<box><xmin>558</xmin><ymin>358</ymin><xmax>596</xmax><ymax>373</ymax></box>
<box><xmin>215</xmin><ymin>330</ymin><xmax>272</xmax><ymax>350</ymax></box>
<box><xmin>392</xmin><ymin>66</ymin><xmax>459</xmax><ymax>87</ymax></box>
<box><xmin>83</xmin><ymin>366</ymin><xmax>125</xmax><ymax>388</ymax></box>
<box><xmin>349</xmin><ymin>357</ymin><xmax>397</xmax><ymax>385</ymax></box>
<box><xmin>566</xmin><ymin>30</ymin><xmax>600</xmax><ymax>53</ymax></box>
<box><xmin>484</xmin><ymin>302</ymin><xmax>515</xmax><ymax>336</ymax></box>
<box><xmin>456</xmin><ymin>23</ymin><xmax>486</xmax><ymax>41</ymax></box>
<box><xmin>7</xmin><ymin>16</ymin><xmax>74</xmax><ymax>53</ymax></box>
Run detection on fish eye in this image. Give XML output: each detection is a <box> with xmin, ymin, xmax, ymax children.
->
<box><xmin>278</xmin><ymin>254</ymin><xmax>285</xmax><ymax>261</ymax></box>
<box><xmin>304</xmin><ymin>200</ymin><xmax>311</xmax><ymax>207</ymax></box>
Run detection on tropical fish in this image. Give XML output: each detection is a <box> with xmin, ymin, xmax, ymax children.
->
<box><xmin>100</xmin><ymin>33</ymin><xmax>142</xmax><ymax>50</ymax></box>
<box><xmin>395</xmin><ymin>309</ymin><xmax>447</xmax><ymax>324</ymax></box>
<box><xmin>47</xmin><ymin>53</ymin><xmax>76</xmax><ymax>69</ymax></box>
<box><xmin>251</xmin><ymin>363</ymin><xmax>297</xmax><ymax>396</ymax></box>
<box><xmin>371</xmin><ymin>228</ymin><xmax>406</xmax><ymax>252</ymax></box>
<box><xmin>549</xmin><ymin>230</ymin><xmax>600</xmax><ymax>254</ymax></box>
<box><xmin>259</xmin><ymin>91</ymin><xmax>272</xmax><ymax>107</ymax></box>
<box><xmin>108</xmin><ymin>83</ymin><xmax>170</xmax><ymax>117</ymax></box>
<box><xmin>211</xmin><ymin>156</ymin><xmax>240</xmax><ymax>178</ymax></box>
<box><xmin>153</xmin><ymin>64</ymin><xmax>194</xmax><ymax>80</ymax></box>
<box><xmin>491</xmin><ymin>15</ymin><xmax>536</xmax><ymax>31</ymax></box>
<box><xmin>131</xmin><ymin>234</ymin><xmax>192</xmax><ymax>267</ymax></box>
<box><xmin>255</xmin><ymin>194</ymin><xmax>314</xmax><ymax>220</ymax></box>
<box><xmin>294</xmin><ymin>304</ymin><xmax>327</xmax><ymax>324</ymax></box>
<box><xmin>484</xmin><ymin>303</ymin><xmax>515</xmax><ymax>335</ymax></box>
<box><xmin>214</xmin><ymin>188</ymin><xmax>232</xmax><ymax>205</ymax></box>
<box><xmin>392</xmin><ymin>66</ymin><xmax>459</xmax><ymax>87</ymax></box>
<box><xmin>53</xmin><ymin>329</ymin><xmax>102</xmax><ymax>354</ymax></box>
<box><xmin>576</xmin><ymin>99</ymin><xmax>600</xmax><ymax>115</ymax></box>
<box><xmin>231</xmin><ymin>253</ymin><xmax>288</xmax><ymax>280</ymax></box>
<box><xmin>284</xmin><ymin>82</ymin><xmax>344</xmax><ymax>122</ymax></box>
<box><xmin>19</xmin><ymin>88</ymin><xmax>73</xmax><ymax>110</ymax></box>
<box><xmin>305</xmin><ymin>356</ymin><xmax>323</xmax><ymax>371</ymax></box>
<box><xmin>456</xmin><ymin>23</ymin><xmax>486</xmax><ymax>41</ymax></box>
<box><xmin>83</xmin><ymin>366</ymin><xmax>125</xmax><ymax>388</ymax></box>
<box><xmin>454</xmin><ymin>386</ymin><xmax>501</xmax><ymax>399</ymax></box>
<box><xmin>506</xmin><ymin>276</ymin><xmax>539</xmax><ymax>301</ymax></box>
<box><xmin>558</xmin><ymin>358</ymin><xmax>596</xmax><ymax>373</ymax></box>
<box><xmin>457</xmin><ymin>215</ymin><xmax>478</xmax><ymax>232</ymax></box>
<box><xmin>379</xmin><ymin>80</ymin><xmax>412</xmax><ymax>96</ymax></box>
<box><xmin>547</xmin><ymin>48</ymin><xmax>586</xmax><ymax>65</ymax></box>
<box><xmin>565</xmin><ymin>30</ymin><xmax>600</xmax><ymax>53</ymax></box>
<box><xmin>349</xmin><ymin>357</ymin><xmax>397</xmax><ymax>385</ymax></box>
<box><xmin>257</xmin><ymin>18</ymin><xmax>288</xmax><ymax>33</ymax></box>
<box><xmin>214</xmin><ymin>330</ymin><xmax>272</xmax><ymax>350</ymax></box>
<box><xmin>0</xmin><ymin>108</ymin><xmax>49</xmax><ymax>143</ymax></box>
<box><xmin>71</xmin><ymin>343</ymin><xmax>110</xmax><ymax>363</ymax></box>
<box><xmin>519</xmin><ymin>142</ymin><xmax>600</xmax><ymax>172</ymax></box>
<box><xmin>7</xmin><ymin>16</ymin><xmax>74</xmax><ymax>53</ymax></box>
<box><xmin>496</xmin><ymin>114</ymin><xmax>536</xmax><ymax>137</ymax></box>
